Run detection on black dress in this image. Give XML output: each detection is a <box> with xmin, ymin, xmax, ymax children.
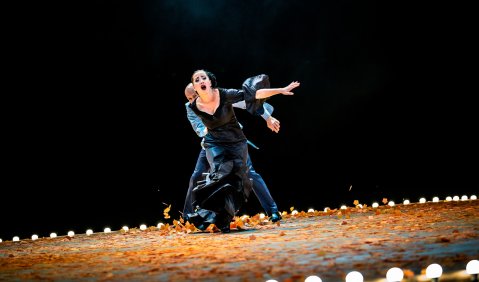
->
<box><xmin>185</xmin><ymin>74</ymin><xmax>270</xmax><ymax>232</ymax></box>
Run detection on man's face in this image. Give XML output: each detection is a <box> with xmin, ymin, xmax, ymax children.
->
<box><xmin>185</xmin><ymin>84</ymin><xmax>198</xmax><ymax>103</ymax></box>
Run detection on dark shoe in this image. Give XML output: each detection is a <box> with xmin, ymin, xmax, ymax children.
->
<box><xmin>186</xmin><ymin>209</ymin><xmax>217</xmax><ymax>230</ymax></box>
<box><xmin>220</xmin><ymin>225</ymin><xmax>231</xmax><ymax>233</ymax></box>
<box><xmin>271</xmin><ymin>212</ymin><xmax>282</xmax><ymax>223</ymax></box>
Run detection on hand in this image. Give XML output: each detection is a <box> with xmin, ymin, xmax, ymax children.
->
<box><xmin>281</xmin><ymin>81</ymin><xmax>300</xmax><ymax>95</ymax></box>
<box><xmin>266</xmin><ymin>116</ymin><xmax>280</xmax><ymax>133</ymax></box>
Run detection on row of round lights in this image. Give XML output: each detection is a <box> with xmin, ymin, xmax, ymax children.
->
<box><xmin>4</xmin><ymin>222</ymin><xmax>166</xmax><ymax>243</ymax></box>
<box><xmin>300</xmin><ymin>195</ymin><xmax>477</xmax><ymax>213</ymax></box>
<box><xmin>265</xmin><ymin>260</ymin><xmax>479</xmax><ymax>281</ymax></box>
<box><xmin>1</xmin><ymin>195</ymin><xmax>476</xmax><ymax>243</ymax></box>
<box><xmin>368</xmin><ymin>194</ymin><xmax>477</xmax><ymax>208</ymax></box>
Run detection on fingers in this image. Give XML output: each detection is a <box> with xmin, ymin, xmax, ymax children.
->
<box><xmin>271</xmin><ymin>119</ymin><xmax>280</xmax><ymax>133</ymax></box>
<box><xmin>273</xmin><ymin>124</ymin><xmax>279</xmax><ymax>133</ymax></box>
<box><xmin>290</xmin><ymin>81</ymin><xmax>300</xmax><ymax>88</ymax></box>
<box><xmin>283</xmin><ymin>81</ymin><xmax>300</xmax><ymax>95</ymax></box>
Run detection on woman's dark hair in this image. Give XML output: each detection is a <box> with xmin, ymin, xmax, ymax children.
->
<box><xmin>192</xmin><ymin>69</ymin><xmax>217</xmax><ymax>88</ymax></box>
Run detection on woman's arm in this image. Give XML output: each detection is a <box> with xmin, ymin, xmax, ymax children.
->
<box><xmin>255</xmin><ymin>81</ymin><xmax>300</xmax><ymax>99</ymax></box>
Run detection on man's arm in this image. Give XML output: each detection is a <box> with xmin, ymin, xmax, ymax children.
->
<box><xmin>232</xmin><ymin>101</ymin><xmax>280</xmax><ymax>133</ymax></box>
<box><xmin>185</xmin><ymin>103</ymin><xmax>207</xmax><ymax>137</ymax></box>
<box><xmin>232</xmin><ymin>101</ymin><xmax>274</xmax><ymax>121</ymax></box>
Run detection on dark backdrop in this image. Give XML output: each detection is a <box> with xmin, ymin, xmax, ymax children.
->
<box><xmin>2</xmin><ymin>1</ymin><xmax>477</xmax><ymax>240</ymax></box>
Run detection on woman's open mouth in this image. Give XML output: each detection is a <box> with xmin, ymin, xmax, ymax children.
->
<box><xmin>201</xmin><ymin>85</ymin><xmax>207</xmax><ymax>90</ymax></box>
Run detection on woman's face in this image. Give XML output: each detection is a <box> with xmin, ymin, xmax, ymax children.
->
<box><xmin>192</xmin><ymin>70</ymin><xmax>210</xmax><ymax>92</ymax></box>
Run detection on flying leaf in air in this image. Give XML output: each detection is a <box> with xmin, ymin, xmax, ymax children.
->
<box><xmin>163</xmin><ymin>204</ymin><xmax>171</xmax><ymax>219</ymax></box>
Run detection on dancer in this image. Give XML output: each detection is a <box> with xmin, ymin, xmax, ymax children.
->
<box><xmin>183</xmin><ymin>83</ymin><xmax>282</xmax><ymax>223</ymax></box>
<box><xmin>185</xmin><ymin>69</ymin><xmax>299</xmax><ymax>232</ymax></box>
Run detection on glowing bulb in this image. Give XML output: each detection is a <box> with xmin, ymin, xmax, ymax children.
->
<box><xmin>403</xmin><ymin>199</ymin><xmax>410</xmax><ymax>205</ymax></box>
<box><xmin>67</xmin><ymin>231</ymin><xmax>75</xmax><ymax>237</ymax></box>
<box><xmin>86</xmin><ymin>229</ymin><xmax>93</xmax><ymax>236</ymax></box>
<box><xmin>259</xmin><ymin>213</ymin><xmax>266</xmax><ymax>219</ymax></box>
<box><xmin>50</xmin><ymin>233</ymin><xmax>57</xmax><ymax>238</ymax></box>
<box><xmin>340</xmin><ymin>205</ymin><xmax>347</xmax><ymax>210</ymax></box>
<box><xmin>140</xmin><ymin>224</ymin><xmax>147</xmax><ymax>230</ymax></box>
<box><xmin>31</xmin><ymin>234</ymin><xmax>39</xmax><ymax>241</ymax></box>
<box><xmin>104</xmin><ymin>227</ymin><xmax>111</xmax><ymax>233</ymax></box>
<box><xmin>453</xmin><ymin>196</ymin><xmax>459</xmax><ymax>201</ymax></box>
<box><xmin>471</xmin><ymin>195</ymin><xmax>477</xmax><ymax>200</ymax></box>
<box><xmin>307</xmin><ymin>208</ymin><xmax>315</xmax><ymax>213</ymax></box>
<box><xmin>291</xmin><ymin>210</ymin><xmax>298</xmax><ymax>215</ymax></box>
<box><xmin>386</xmin><ymin>267</ymin><xmax>404</xmax><ymax>281</ymax></box>
<box><xmin>157</xmin><ymin>223</ymin><xmax>164</xmax><ymax>228</ymax></box>
<box><xmin>345</xmin><ymin>271</ymin><xmax>364</xmax><ymax>282</ymax></box>
<box><xmin>265</xmin><ymin>280</ymin><xmax>278</xmax><ymax>282</ymax></box>
<box><xmin>432</xmin><ymin>197</ymin><xmax>439</xmax><ymax>202</ymax></box>
<box><xmin>419</xmin><ymin>198</ymin><xmax>426</xmax><ymax>203</ymax></box>
<box><xmin>388</xmin><ymin>201</ymin><xmax>395</xmax><ymax>207</ymax></box>
<box><xmin>372</xmin><ymin>202</ymin><xmax>379</xmax><ymax>208</ymax></box>
<box><xmin>461</xmin><ymin>195</ymin><xmax>468</xmax><ymax>201</ymax></box>
<box><xmin>426</xmin><ymin>263</ymin><xmax>443</xmax><ymax>279</ymax></box>
<box><xmin>0</xmin><ymin>239</ymin><xmax>2</xmax><ymax>243</ymax></box>
<box><xmin>324</xmin><ymin>207</ymin><xmax>330</xmax><ymax>212</ymax></box>
<box><xmin>122</xmin><ymin>226</ymin><xmax>129</xmax><ymax>232</ymax></box>
<box><xmin>13</xmin><ymin>236</ymin><xmax>20</xmax><ymax>242</ymax></box>
<box><xmin>445</xmin><ymin>196</ymin><xmax>452</xmax><ymax>201</ymax></box>
<box><xmin>466</xmin><ymin>260</ymin><xmax>479</xmax><ymax>274</ymax></box>
<box><xmin>305</xmin><ymin>275</ymin><xmax>322</xmax><ymax>282</ymax></box>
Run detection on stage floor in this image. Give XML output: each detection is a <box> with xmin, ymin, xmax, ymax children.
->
<box><xmin>1</xmin><ymin>200</ymin><xmax>478</xmax><ymax>281</ymax></box>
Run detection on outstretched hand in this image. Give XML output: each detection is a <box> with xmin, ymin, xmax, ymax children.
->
<box><xmin>281</xmin><ymin>81</ymin><xmax>300</xmax><ymax>95</ymax></box>
<box><xmin>266</xmin><ymin>116</ymin><xmax>280</xmax><ymax>133</ymax></box>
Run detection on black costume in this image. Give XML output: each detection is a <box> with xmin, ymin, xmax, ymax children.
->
<box><xmin>185</xmin><ymin>74</ymin><xmax>269</xmax><ymax>232</ymax></box>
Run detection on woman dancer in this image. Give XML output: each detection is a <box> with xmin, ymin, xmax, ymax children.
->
<box><xmin>185</xmin><ymin>69</ymin><xmax>299</xmax><ymax>232</ymax></box>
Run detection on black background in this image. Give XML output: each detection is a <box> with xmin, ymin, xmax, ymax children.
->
<box><xmin>2</xmin><ymin>1</ymin><xmax>477</xmax><ymax>240</ymax></box>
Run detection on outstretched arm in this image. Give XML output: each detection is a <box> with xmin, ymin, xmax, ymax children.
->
<box><xmin>255</xmin><ymin>81</ymin><xmax>300</xmax><ymax>99</ymax></box>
